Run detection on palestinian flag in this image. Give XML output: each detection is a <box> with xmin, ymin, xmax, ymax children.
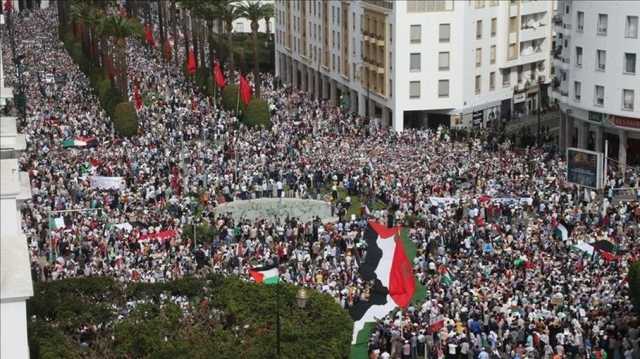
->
<box><xmin>349</xmin><ymin>221</ymin><xmax>424</xmax><ymax>357</ymax></box>
<box><xmin>62</xmin><ymin>136</ymin><xmax>98</xmax><ymax>148</ymax></box>
<box><xmin>439</xmin><ymin>265</ymin><xmax>454</xmax><ymax>286</ymax></box>
<box><xmin>249</xmin><ymin>265</ymin><xmax>279</xmax><ymax>285</ymax></box>
<box><xmin>593</xmin><ymin>240</ymin><xmax>618</xmax><ymax>261</ymax></box>
<box><xmin>429</xmin><ymin>314</ymin><xmax>445</xmax><ymax>332</ymax></box>
<box><xmin>553</xmin><ymin>223</ymin><xmax>569</xmax><ymax>241</ymax></box>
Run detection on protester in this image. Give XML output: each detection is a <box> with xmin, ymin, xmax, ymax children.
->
<box><xmin>3</xmin><ymin>7</ymin><xmax>640</xmax><ymax>359</ymax></box>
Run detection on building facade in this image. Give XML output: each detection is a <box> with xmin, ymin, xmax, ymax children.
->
<box><xmin>274</xmin><ymin>0</ymin><xmax>553</xmax><ymax>131</ymax></box>
<box><xmin>1</xmin><ymin>12</ymin><xmax>33</xmax><ymax>359</ymax></box>
<box><xmin>552</xmin><ymin>0</ymin><xmax>640</xmax><ymax>173</ymax></box>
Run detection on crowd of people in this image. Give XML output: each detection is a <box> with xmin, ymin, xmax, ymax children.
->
<box><xmin>3</xmin><ymin>7</ymin><xmax>640</xmax><ymax>359</ymax></box>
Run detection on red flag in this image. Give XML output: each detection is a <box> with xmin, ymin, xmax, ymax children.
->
<box><xmin>4</xmin><ymin>0</ymin><xmax>12</xmax><ymax>13</ymax></box>
<box><xmin>214</xmin><ymin>62</ymin><xmax>226</xmax><ymax>88</ymax></box>
<box><xmin>239</xmin><ymin>74</ymin><xmax>252</xmax><ymax>106</ymax></box>
<box><xmin>186</xmin><ymin>48</ymin><xmax>197</xmax><ymax>75</ymax></box>
<box><xmin>134</xmin><ymin>86</ymin><xmax>143</xmax><ymax>110</ymax></box>
<box><xmin>145</xmin><ymin>24</ymin><xmax>155</xmax><ymax>48</ymax></box>
<box><xmin>598</xmin><ymin>249</ymin><xmax>617</xmax><ymax>262</ymax></box>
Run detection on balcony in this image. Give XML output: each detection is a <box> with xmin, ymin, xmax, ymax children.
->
<box><xmin>377</xmin><ymin>66</ymin><xmax>385</xmax><ymax>74</ymax></box>
<box><xmin>553</xmin><ymin>14</ymin><xmax>563</xmax><ymax>25</ymax></box>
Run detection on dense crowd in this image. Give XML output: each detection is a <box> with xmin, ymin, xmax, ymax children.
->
<box><xmin>3</xmin><ymin>7</ymin><xmax>640</xmax><ymax>359</ymax></box>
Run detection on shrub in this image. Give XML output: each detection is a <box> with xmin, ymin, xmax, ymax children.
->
<box><xmin>221</xmin><ymin>84</ymin><xmax>239</xmax><ymax>111</ymax></box>
<box><xmin>113</xmin><ymin>102</ymin><xmax>139</xmax><ymax>137</ymax></box>
<box><xmin>242</xmin><ymin>99</ymin><xmax>271</xmax><ymax>128</ymax></box>
<box><xmin>27</xmin><ymin>276</ymin><xmax>352</xmax><ymax>358</ymax></box>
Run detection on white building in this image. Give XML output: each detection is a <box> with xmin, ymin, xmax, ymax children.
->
<box><xmin>1</xmin><ymin>13</ymin><xmax>33</xmax><ymax>359</ymax></box>
<box><xmin>552</xmin><ymin>0</ymin><xmax>640</xmax><ymax>172</ymax></box>
<box><xmin>274</xmin><ymin>0</ymin><xmax>554</xmax><ymax>131</ymax></box>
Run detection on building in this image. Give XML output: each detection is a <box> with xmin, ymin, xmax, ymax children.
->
<box><xmin>1</xmin><ymin>12</ymin><xmax>33</xmax><ymax>359</ymax></box>
<box><xmin>274</xmin><ymin>0</ymin><xmax>554</xmax><ymax>131</ymax></box>
<box><xmin>552</xmin><ymin>0</ymin><xmax>640</xmax><ymax>173</ymax></box>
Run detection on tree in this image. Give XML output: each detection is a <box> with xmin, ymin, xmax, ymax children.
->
<box><xmin>263</xmin><ymin>2</ymin><xmax>274</xmax><ymax>40</ymax></box>
<box><xmin>629</xmin><ymin>261</ymin><xmax>640</xmax><ymax>313</ymax></box>
<box><xmin>238</xmin><ymin>1</ymin><xmax>272</xmax><ymax>99</ymax></box>
<box><xmin>101</xmin><ymin>15</ymin><xmax>143</xmax><ymax>96</ymax></box>
<box><xmin>217</xmin><ymin>0</ymin><xmax>241</xmax><ymax>83</ymax></box>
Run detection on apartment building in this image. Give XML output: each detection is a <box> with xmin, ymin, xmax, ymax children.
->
<box><xmin>274</xmin><ymin>0</ymin><xmax>553</xmax><ymax>131</ymax></box>
<box><xmin>552</xmin><ymin>0</ymin><xmax>640</xmax><ymax>172</ymax></box>
<box><xmin>1</xmin><ymin>13</ymin><xmax>33</xmax><ymax>359</ymax></box>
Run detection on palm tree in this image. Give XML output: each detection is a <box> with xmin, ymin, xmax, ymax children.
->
<box><xmin>238</xmin><ymin>1</ymin><xmax>272</xmax><ymax>98</ymax></box>
<box><xmin>262</xmin><ymin>3</ymin><xmax>274</xmax><ymax>41</ymax></box>
<box><xmin>217</xmin><ymin>0</ymin><xmax>241</xmax><ymax>82</ymax></box>
<box><xmin>102</xmin><ymin>15</ymin><xmax>143</xmax><ymax>96</ymax></box>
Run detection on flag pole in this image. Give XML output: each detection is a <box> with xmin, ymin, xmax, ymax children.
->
<box><xmin>236</xmin><ymin>78</ymin><xmax>241</xmax><ymax>114</ymax></box>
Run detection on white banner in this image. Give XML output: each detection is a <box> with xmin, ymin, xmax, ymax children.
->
<box><xmin>90</xmin><ymin>176</ymin><xmax>126</xmax><ymax>190</ymax></box>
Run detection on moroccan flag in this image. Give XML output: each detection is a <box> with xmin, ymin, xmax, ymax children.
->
<box><xmin>134</xmin><ymin>85</ymin><xmax>143</xmax><ymax>110</ymax></box>
<box><xmin>249</xmin><ymin>265</ymin><xmax>279</xmax><ymax>285</ymax></box>
<box><xmin>186</xmin><ymin>48</ymin><xmax>197</xmax><ymax>75</ymax></box>
<box><xmin>145</xmin><ymin>24</ymin><xmax>155</xmax><ymax>47</ymax></box>
<box><xmin>349</xmin><ymin>221</ymin><xmax>418</xmax><ymax>348</ymax></box>
<box><xmin>239</xmin><ymin>74</ymin><xmax>252</xmax><ymax>106</ymax></box>
<box><xmin>214</xmin><ymin>62</ymin><xmax>226</xmax><ymax>88</ymax></box>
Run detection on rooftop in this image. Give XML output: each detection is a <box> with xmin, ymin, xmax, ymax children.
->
<box><xmin>0</xmin><ymin>158</ymin><xmax>20</xmax><ymax>197</ymax></box>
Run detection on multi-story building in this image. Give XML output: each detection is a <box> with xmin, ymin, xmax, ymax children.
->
<box><xmin>552</xmin><ymin>0</ymin><xmax>640</xmax><ymax>173</ymax></box>
<box><xmin>274</xmin><ymin>0</ymin><xmax>553</xmax><ymax>131</ymax></box>
<box><xmin>1</xmin><ymin>12</ymin><xmax>33</xmax><ymax>359</ymax></box>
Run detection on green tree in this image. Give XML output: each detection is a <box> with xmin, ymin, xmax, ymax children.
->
<box><xmin>101</xmin><ymin>15</ymin><xmax>143</xmax><ymax>96</ymax></box>
<box><xmin>238</xmin><ymin>0</ymin><xmax>273</xmax><ymax>99</ymax></box>
<box><xmin>217</xmin><ymin>0</ymin><xmax>241</xmax><ymax>83</ymax></box>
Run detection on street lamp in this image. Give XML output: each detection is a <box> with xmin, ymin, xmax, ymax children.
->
<box><xmin>296</xmin><ymin>288</ymin><xmax>309</xmax><ymax>309</ymax></box>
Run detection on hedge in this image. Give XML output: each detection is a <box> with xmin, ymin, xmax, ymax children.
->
<box><xmin>113</xmin><ymin>102</ymin><xmax>139</xmax><ymax>137</ymax></box>
<box><xmin>62</xmin><ymin>31</ymin><xmax>138</xmax><ymax>136</ymax></box>
<box><xmin>222</xmin><ymin>84</ymin><xmax>240</xmax><ymax>111</ymax></box>
<box><xmin>243</xmin><ymin>99</ymin><xmax>271</xmax><ymax>128</ymax></box>
<box><xmin>27</xmin><ymin>276</ymin><xmax>352</xmax><ymax>358</ymax></box>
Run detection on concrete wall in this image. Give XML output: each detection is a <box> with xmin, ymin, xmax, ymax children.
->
<box><xmin>1</xmin><ymin>300</ymin><xmax>29</xmax><ymax>359</ymax></box>
<box><xmin>214</xmin><ymin>198</ymin><xmax>333</xmax><ymax>223</ymax></box>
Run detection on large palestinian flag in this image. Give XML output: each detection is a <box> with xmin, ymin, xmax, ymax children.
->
<box><xmin>349</xmin><ymin>221</ymin><xmax>425</xmax><ymax>358</ymax></box>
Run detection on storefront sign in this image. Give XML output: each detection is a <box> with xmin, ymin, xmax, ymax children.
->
<box><xmin>513</xmin><ymin>93</ymin><xmax>526</xmax><ymax>104</ymax></box>
<box><xmin>610</xmin><ymin>115</ymin><xmax>640</xmax><ymax>129</ymax></box>
<box><xmin>588</xmin><ymin>111</ymin><xmax>605</xmax><ymax>123</ymax></box>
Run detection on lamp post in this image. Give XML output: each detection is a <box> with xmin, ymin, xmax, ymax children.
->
<box><xmin>275</xmin><ymin>286</ymin><xmax>309</xmax><ymax>358</ymax></box>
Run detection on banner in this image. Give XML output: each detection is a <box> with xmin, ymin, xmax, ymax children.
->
<box><xmin>566</xmin><ymin>147</ymin><xmax>603</xmax><ymax>189</ymax></box>
<box><xmin>90</xmin><ymin>176</ymin><xmax>126</xmax><ymax>190</ymax></box>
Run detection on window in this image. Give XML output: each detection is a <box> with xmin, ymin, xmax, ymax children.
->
<box><xmin>574</xmin><ymin>81</ymin><xmax>581</xmax><ymax>101</ymax></box>
<box><xmin>476</xmin><ymin>20</ymin><xmax>482</xmax><ymax>39</ymax></box>
<box><xmin>438</xmin><ymin>80</ymin><xmax>449</xmax><ymax>97</ymax></box>
<box><xmin>407</xmin><ymin>0</ymin><xmax>454</xmax><ymax>12</ymax></box>
<box><xmin>627</xmin><ymin>16</ymin><xmax>639</xmax><ymax>38</ymax></box>
<box><xmin>623</xmin><ymin>89</ymin><xmax>634</xmax><ymax>111</ymax></box>
<box><xmin>508</xmin><ymin>43</ymin><xmax>518</xmax><ymax>60</ymax></box>
<box><xmin>596</xmin><ymin>50</ymin><xmax>606</xmax><ymax>71</ymax></box>
<box><xmin>410</xmin><ymin>25</ymin><xmax>421</xmax><ymax>43</ymax></box>
<box><xmin>475</xmin><ymin>0</ymin><xmax>485</xmax><ymax>9</ymax></box>
<box><xmin>491</xmin><ymin>18</ymin><xmax>497</xmax><ymax>37</ymax></box>
<box><xmin>509</xmin><ymin>16</ymin><xmax>518</xmax><ymax>33</ymax></box>
<box><xmin>597</xmin><ymin>14</ymin><xmax>608</xmax><ymax>35</ymax></box>
<box><xmin>439</xmin><ymin>23</ymin><xmax>451</xmax><ymax>42</ymax></box>
<box><xmin>409</xmin><ymin>81</ymin><xmax>420</xmax><ymax>98</ymax></box>
<box><xmin>594</xmin><ymin>85</ymin><xmax>604</xmax><ymax>106</ymax></box>
<box><xmin>476</xmin><ymin>48</ymin><xmax>482</xmax><ymax>67</ymax></box>
<box><xmin>576</xmin><ymin>46</ymin><xmax>583</xmax><ymax>67</ymax></box>
<box><xmin>625</xmin><ymin>53</ymin><xmax>636</xmax><ymax>74</ymax></box>
<box><xmin>577</xmin><ymin>11</ymin><xmax>584</xmax><ymax>32</ymax></box>
<box><xmin>490</xmin><ymin>45</ymin><xmax>496</xmax><ymax>64</ymax></box>
<box><xmin>438</xmin><ymin>52</ymin><xmax>450</xmax><ymax>71</ymax></box>
<box><xmin>475</xmin><ymin>75</ymin><xmax>481</xmax><ymax>94</ymax></box>
<box><xmin>410</xmin><ymin>53</ymin><xmax>421</xmax><ymax>72</ymax></box>
<box><xmin>502</xmin><ymin>69</ymin><xmax>511</xmax><ymax>86</ymax></box>
<box><xmin>490</xmin><ymin>72</ymin><xmax>495</xmax><ymax>91</ymax></box>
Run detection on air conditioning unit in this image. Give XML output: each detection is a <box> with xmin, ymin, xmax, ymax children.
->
<box><xmin>598</xmin><ymin>27</ymin><xmax>607</xmax><ymax>34</ymax></box>
<box><xmin>596</xmin><ymin>97</ymin><xmax>604</xmax><ymax>106</ymax></box>
<box><xmin>598</xmin><ymin>64</ymin><xmax>605</xmax><ymax>70</ymax></box>
<box><xmin>578</xmin><ymin>25</ymin><xmax>584</xmax><ymax>31</ymax></box>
